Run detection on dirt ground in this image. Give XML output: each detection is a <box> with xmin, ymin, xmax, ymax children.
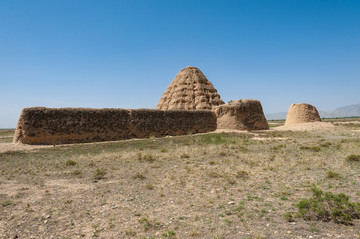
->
<box><xmin>1</xmin><ymin>119</ymin><xmax>360</xmax><ymax>238</ymax></box>
<box><xmin>0</xmin><ymin>122</ymin><xmax>338</xmax><ymax>153</ymax></box>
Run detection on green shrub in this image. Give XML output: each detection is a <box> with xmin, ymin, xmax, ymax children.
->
<box><xmin>72</xmin><ymin>169</ymin><xmax>82</xmax><ymax>176</ymax></box>
<box><xmin>218</xmin><ymin>151</ymin><xmax>227</xmax><ymax>156</ymax></box>
<box><xmin>132</xmin><ymin>172</ymin><xmax>146</xmax><ymax>180</ymax></box>
<box><xmin>138</xmin><ymin>217</ymin><xmax>152</xmax><ymax>231</ymax></box>
<box><xmin>239</xmin><ymin>146</ymin><xmax>249</xmax><ymax>152</ymax></box>
<box><xmin>180</xmin><ymin>153</ymin><xmax>190</xmax><ymax>159</ymax></box>
<box><xmin>65</xmin><ymin>160</ymin><xmax>77</xmax><ymax>166</ymax></box>
<box><xmin>138</xmin><ymin>153</ymin><xmax>155</xmax><ymax>162</ymax></box>
<box><xmin>236</xmin><ymin>170</ymin><xmax>249</xmax><ymax>179</ymax></box>
<box><xmin>326</xmin><ymin>171</ymin><xmax>341</xmax><ymax>179</ymax></box>
<box><xmin>1</xmin><ymin>200</ymin><xmax>13</xmax><ymax>207</ymax></box>
<box><xmin>162</xmin><ymin>230</ymin><xmax>176</xmax><ymax>239</ymax></box>
<box><xmin>94</xmin><ymin>168</ymin><xmax>106</xmax><ymax>179</ymax></box>
<box><xmin>296</xmin><ymin>186</ymin><xmax>360</xmax><ymax>225</ymax></box>
<box><xmin>346</xmin><ymin>154</ymin><xmax>360</xmax><ymax>162</ymax></box>
<box><xmin>271</xmin><ymin>144</ymin><xmax>286</xmax><ymax>151</ymax></box>
<box><xmin>319</xmin><ymin>142</ymin><xmax>332</xmax><ymax>147</ymax></box>
<box><xmin>145</xmin><ymin>184</ymin><xmax>154</xmax><ymax>190</ymax></box>
<box><xmin>283</xmin><ymin>212</ymin><xmax>294</xmax><ymax>222</ymax></box>
<box><xmin>300</xmin><ymin>146</ymin><xmax>321</xmax><ymax>152</ymax></box>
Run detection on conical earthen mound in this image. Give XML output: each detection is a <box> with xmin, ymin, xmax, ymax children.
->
<box><xmin>285</xmin><ymin>103</ymin><xmax>321</xmax><ymax>126</ymax></box>
<box><xmin>156</xmin><ymin>66</ymin><xmax>225</xmax><ymax>110</ymax></box>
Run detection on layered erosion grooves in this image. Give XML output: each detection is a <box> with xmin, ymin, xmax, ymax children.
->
<box><xmin>13</xmin><ymin>107</ymin><xmax>217</xmax><ymax>145</ymax></box>
<box><xmin>156</xmin><ymin>66</ymin><xmax>225</xmax><ymax>110</ymax></box>
<box><xmin>215</xmin><ymin>99</ymin><xmax>269</xmax><ymax>130</ymax></box>
<box><xmin>285</xmin><ymin>103</ymin><xmax>321</xmax><ymax>126</ymax></box>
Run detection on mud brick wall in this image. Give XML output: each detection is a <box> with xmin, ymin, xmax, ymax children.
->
<box><xmin>13</xmin><ymin>107</ymin><xmax>131</xmax><ymax>145</ymax></box>
<box><xmin>13</xmin><ymin>107</ymin><xmax>217</xmax><ymax>145</ymax></box>
<box><xmin>130</xmin><ymin>109</ymin><xmax>217</xmax><ymax>138</ymax></box>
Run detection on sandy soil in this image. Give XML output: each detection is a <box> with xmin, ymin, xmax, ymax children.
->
<box><xmin>1</xmin><ymin>120</ymin><xmax>360</xmax><ymax>238</ymax></box>
<box><xmin>0</xmin><ymin>143</ymin><xmax>52</xmax><ymax>153</ymax></box>
<box><xmin>275</xmin><ymin>122</ymin><xmax>335</xmax><ymax>131</ymax></box>
<box><xmin>0</xmin><ymin>122</ymin><xmax>340</xmax><ymax>153</ymax></box>
<box><xmin>335</xmin><ymin>121</ymin><xmax>360</xmax><ymax>124</ymax></box>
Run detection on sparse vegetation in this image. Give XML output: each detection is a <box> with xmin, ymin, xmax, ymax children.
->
<box><xmin>236</xmin><ymin>170</ymin><xmax>249</xmax><ymax>179</ymax></box>
<box><xmin>132</xmin><ymin>172</ymin><xmax>146</xmax><ymax>180</ymax></box>
<box><xmin>295</xmin><ymin>187</ymin><xmax>360</xmax><ymax>225</ymax></box>
<box><xmin>145</xmin><ymin>184</ymin><xmax>154</xmax><ymax>190</ymax></box>
<box><xmin>299</xmin><ymin>146</ymin><xmax>321</xmax><ymax>152</ymax></box>
<box><xmin>284</xmin><ymin>212</ymin><xmax>294</xmax><ymax>222</ymax></box>
<box><xmin>346</xmin><ymin>154</ymin><xmax>360</xmax><ymax>162</ymax></box>
<box><xmin>162</xmin><ymin>230</ymin><xmax>176</xmax><ymax>239</ymax></box>
<box><xmin>93</xmin><ymin>168</ymin><xmax>106</xmax><ymax>179</ymax></box>
<box><xmin>319</xmin><ymin>142</ymin><xmax>332</xmax><ymax>148</ymax></box>
<box><xmin>326</xmin><ymin>171</ymin><xmax>341</xmax><ymax>179</ymax></box>
<box><xmin>138</xmin><ymin>153</ymin><xmax>156</xmax><ymax>162</ymax></box>
<box><xmin>1</xmin><ymin>118</ymin><xmax>360</xmax><ymax>238</ymax></box>
<box><xmin>180</xmin><ymin>153</ymin><xmax>190</xmax><ymax>159</ymax></box>
<box><xmin>1</xmin><ymin>200</ymin><xmax>13</xmax><ymax>207</ymax></box>
<box><xmin>65</xmin><ymin>159</ymin><xmax>77</xmax><ymax>166</ymax></box>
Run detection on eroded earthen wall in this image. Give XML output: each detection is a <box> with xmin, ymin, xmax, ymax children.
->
<box><xmin>13</xmin><ymin>107</ymin><xmax>217</xmax><ymax>145</ymax></box>
<box><xmin>130</xmin><ymin>109</ymin><xmax>216</xmax><ymax>138</ymax></box>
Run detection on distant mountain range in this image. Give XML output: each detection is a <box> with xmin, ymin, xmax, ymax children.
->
<box><xmin>266</xmin><ymin>104</ymin><xmax>360</xmax><ymax>120</ymax></box>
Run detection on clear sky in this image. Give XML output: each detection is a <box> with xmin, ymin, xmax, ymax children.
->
<box><xmin>1</xmin><ymin>0</ymin><xmax>359</xmax><ymax>128</ymax></box>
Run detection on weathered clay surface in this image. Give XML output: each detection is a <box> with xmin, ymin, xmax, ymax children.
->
<box><xmin>13</xmin><ymin>107</ymin><xmax>217</xmax><ymax>145</ymax></box>
<box><xmin>215</xmin><ymin>99</ymin><xmax>269</xmax><ymax>130</ymax></box>
<box><xmin>156</xmin><ymin>66</ymin><xmax>224</xmax><ymax>110</ymax></box>
<box><xmin>130</xmin><ymin>109</ymin><xmax>217</xmax><ymax>138</ymax></box>
<box><xmin>285</xmin><ymin>103</ymin><xmax>321</xmax><ymax>126</ymax></box>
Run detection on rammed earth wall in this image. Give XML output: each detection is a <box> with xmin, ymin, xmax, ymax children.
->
<box><xmin>13</xmin><ymin>107</ymin><xmax>217</xmax><ymax>145</ymax></box>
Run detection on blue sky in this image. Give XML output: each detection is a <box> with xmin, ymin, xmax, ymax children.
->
<box><xmin>1</xmin><ymin>0</ymin><xmax>359</xmax><ymax>128</ymax></box>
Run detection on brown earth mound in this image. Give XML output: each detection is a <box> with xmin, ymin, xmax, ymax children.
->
<box><xmin>285</xmin><ymin>103</ymin><xmax>321</xmax><ymax>126</ymax></box>
<box><xmin>215</xmin><ymin>99</ymin><xmax>269</xmax><ymax>130</ymax></box>
<box><xmin>13</xmin><ymin>107</ymin><xmax>217</xmax><ymax>145</ymax></box>
<box><xmin>156</xmin><ymin>66</ymin><xmax>224</xmax><ymax>110</ymax></box>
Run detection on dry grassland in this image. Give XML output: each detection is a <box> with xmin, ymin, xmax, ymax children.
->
<box><xmin>1</xmin><ymin>119</ymin><xmax>360</xmax><ymax>238</ymax></box>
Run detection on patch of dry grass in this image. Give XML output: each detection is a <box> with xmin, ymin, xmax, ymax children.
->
<box><xmin>0</xmin><ymin>123</ymin><xmax>360</xmax><ymax>238</ymax></box>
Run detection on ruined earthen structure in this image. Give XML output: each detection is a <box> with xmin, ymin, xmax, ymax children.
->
<box><xmin>156</xmin><ymin>66</ymin><xmax>225</xmax><ymax>110</ymax></box>
<box><xmin>13</xmin><ymin>107</ymin><xmax>217</xmax><ymax>145</ymax></box>
<box><xmin>285</xmin><ymin>103</ymin><xmax>321</xmax><ymax>126</ymax></box>
<box><xmin>215</xmin><ymin>99</ymin><xmax>269</xmax><ymax>130</ymax></box>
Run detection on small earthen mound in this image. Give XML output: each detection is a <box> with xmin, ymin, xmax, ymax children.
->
<box><xmin>156</xmin><ymin>66</ymin><xmax>225</xmax><ymax>110</ymax></box>
<box><xmin>215</xmin><ymin>99</ymin><xmax>269</xmax><ymax>130</ymax></box>
<box><xmin>285</xmin><ymin>103</ymin><xmax>321</xmax><ymax>126</ymax></box>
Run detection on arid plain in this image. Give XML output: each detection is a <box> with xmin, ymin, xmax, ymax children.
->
<box><xmin>1</xmin><ymin>118</ymin><xmax>360</xmax><ymax>239</ymax></box>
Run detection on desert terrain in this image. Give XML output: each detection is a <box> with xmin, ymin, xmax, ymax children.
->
<box><xmin>1</xmin><ymin>118</ymin><xmax>360</xmax><ymax>238</ymax></box>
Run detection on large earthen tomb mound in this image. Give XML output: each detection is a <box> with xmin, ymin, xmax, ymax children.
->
<box><xmin>285</xmin><ymin>103</ymin><xmax>321</xmax><ymax>126</ymax></box>
<box><xmin>156</xmin><ymin>66</ymin><xmax>224</xmax><ymax>110</ymax></box>
<box><xmin>13</xmin><ymin>107</ymin><xmax>217</xmax><ymax>145</ymax></box>
<box><xmin>215</xmin><ymin>99</ymin><xmax>269</xmax><ymax>130</ymax></box>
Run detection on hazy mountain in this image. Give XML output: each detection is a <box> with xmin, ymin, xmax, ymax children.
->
<box><xmin>266</xmin><ymin>104</ymin><xmax>360</xmax><ymax>120</ymax></box>
<box><xmin>319</xmin><ymin>104</ymin><xmax>360</xmax><ymax>118</ymax></box>
<box><xmin>265</xmin><ymin>112</ymin><xmax>288</xmax><ymax>120</ymax></box>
